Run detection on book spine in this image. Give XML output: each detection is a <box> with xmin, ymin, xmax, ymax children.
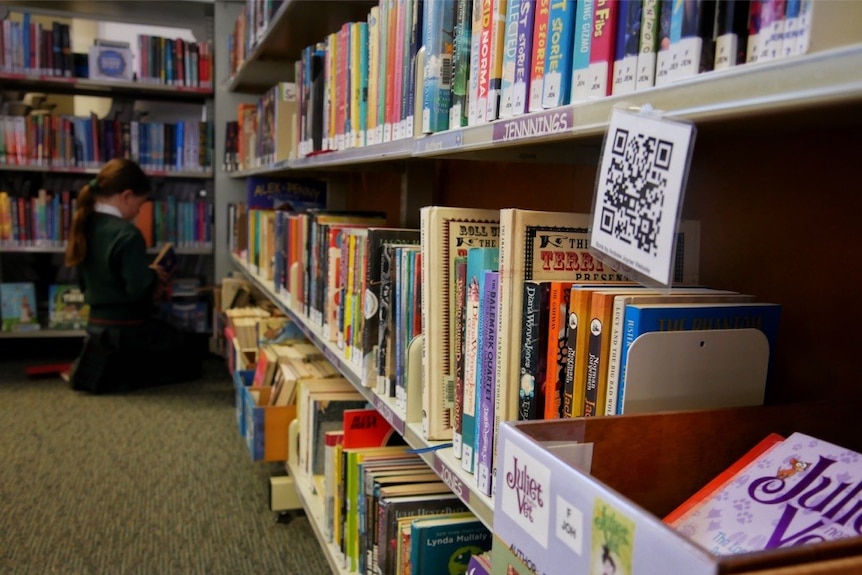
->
<box><xmin>511</xmin><ymin>0</ymin><xmax>536</xmax><ymax>116</ymax></box>
<box><xmin>450</xmin><ymin>0</ymin><xmax>475</xmax><ymax>128</ymax></box>
<box><xmin>452</xmin><ymin>256</ymin><xmax>468</xmax><ymax>460</ymax></box>
<box><xmin>518</xmin><ymin>280</ymin><xmax>550</xmax><ymax>420</ymax></box>
<box><xmin>543</xmin><ymin>280</ymin><xmax>573</xmax><ymax>419</ymax></box>
<box><xmin>367</xmin><ymin>7</ymin><xmax>380</xmax><ymax>145</ymax></box>
<box><xmin>485</xmin><ymin>0</ymin><xmax>508</xmax><ymax>121</ymax></box>
<box><xmin>611</xmin><ymin>0</ymin><xmax>640</xmax><ymax>95</ymax></box>
<box><xmin>635</xmin><ymin>0</ymin><xmax>659</xmax><ymax>87</ymax></box>
<box><xmin>675</xmin><ymin>0</ymin><xmax>718</xmax><ymax>81</ymax></box>
<box><xmin>460</xmin><ymin>252</ymin><xmax>484</xmax><ymax>472</ymax></box>
<box><xmin>541</xmin><ymin>0</ymin><xmax>576</xmax><ymax>108</ymax></box>
<box><xmin>586</xmin><ymin>0</ymin><xmax>617</xmax><ymax>99</ymax></box>
<box><xmin>475</xmin><ymin>269</ymin><xmax>499</xmax><ymax>496</ymax></box>
<box><xmin>467</xmin><ymin>0</ymin><xmax>485</xmax><ymax>125</ymax></box>
<box><xmin>714</xmin><ymin>0</ymin><xmax>750</xmax><ymax>70</ymax></box>
<box><xmin>421</xmin><ymin>0</ymin><xmax>456</xmax><ymax>133</ymax></box>
<box><xmin>498</xmin><ymin>0</ymin><xmax>522</xmax><ymax>118</ymax></box>
<box><xmin>570</xmin><ymin>0</ymin><xmax>593</xmax><ymax>101</ymax></box>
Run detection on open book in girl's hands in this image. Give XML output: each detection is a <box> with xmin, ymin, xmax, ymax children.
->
<box><xmin>152</xmin><ymin>242</ymin><xmax>177</xmax><ymax>277</ymax></box>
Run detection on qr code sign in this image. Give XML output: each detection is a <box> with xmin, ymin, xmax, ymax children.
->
<box><xmin>590</xmin><ymin>109</ymin><xmax>694</xmax><ymax>285</ymax></box>
<box><xmin>599</xmin><ymin>129</ymin><xmax>674</xmax><ymax>256</ymax></box>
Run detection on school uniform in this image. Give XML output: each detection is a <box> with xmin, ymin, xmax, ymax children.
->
<box><xmin>69</xmin><ymin>204</ymin><xmax>202</xmax><ymax>394</ymax></box>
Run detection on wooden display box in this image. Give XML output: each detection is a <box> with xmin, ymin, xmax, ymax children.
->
<box><xmin>242</xmin><ymin>385</ymin><xmax>297</xmax><ymax>462</ymax></box>
<box><xmin>492</xmin><ymin>401</ymin><xmax>862</xmax><ymax>575</ymax></box>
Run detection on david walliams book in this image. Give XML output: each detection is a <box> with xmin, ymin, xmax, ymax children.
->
<box><xmin>667</xmin><ymin>432</ymin><xmax>862</xmax><ymax>555</ymax></box>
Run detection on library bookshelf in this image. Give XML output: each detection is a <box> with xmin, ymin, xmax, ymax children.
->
<box><xmin>217</xmin><ymin>0</ymin><xmax>862</xmax><ymax>573</ymax></box>
<box><xmin>0</xmin><ymin>1</ymin><xmax>215</xmax><ymax>339</ymax></box>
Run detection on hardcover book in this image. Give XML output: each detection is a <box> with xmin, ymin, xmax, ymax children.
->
<box><xmin>667</xmin><ymin>431</ymin><xmax>862</xmax><ymax>555</ymax></box>
<box><xmin>1</xmin><ymin>282</ymin><xmax>39</xmax><ymax>332</ymax></box>
<box><xmin>377</xmin><ymin>492</ymin><xmax>468</xmax><ymax>575</ymax></box>
<box><xmin>152</xmin><ymin>242</ymin><xmax>177</xmax><ymax>277</ymax></box>
<box><xmin>420</xmin><ymin>206</ymin><xmax>500</xmax><ymax>441</ymax></box>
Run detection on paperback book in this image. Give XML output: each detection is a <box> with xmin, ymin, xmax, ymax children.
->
<box><xmin>667</xmin><ymin>432</ymin><xmax>862</xmax><ymax>555</ymax></box>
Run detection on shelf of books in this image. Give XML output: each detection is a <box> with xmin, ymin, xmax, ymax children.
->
<box><xmin>220</xmin><ymin>0</ymin><xmax>862</xmax><ymax>170</ymax></box>
<box><xmin>225</xmin><ymin>0</ymin><xmax>378</xmax><ymax>93</ymax></box>
<box><xmin>414</xmin><ymin>43</ymin><xmax>862</xmax><ymax>158</ymax></box>
<box><xmin>0</xmin><ymin>72</ymin><xmax>213</xmax><ymax>102</ymax></box>
<box><xmin>0</xmin><ymin>164</ymin><xmax>213</xmax><ymax>179</ymax></box>
<box><xmin>230</xmin><ymin>252</ymin><xmax>495</xmax><ymax>530</ymax></box>
<box><xmin>284</xmin><ymin>457</ymin><xmax>351</xmax><ymax>575</ymax></box>
<box><xmin>215</xmin><ymin>1</ymin><xmax>862</xmax><ymax>573</ymax></box>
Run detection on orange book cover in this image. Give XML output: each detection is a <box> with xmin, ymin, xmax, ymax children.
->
<box><xmin>134</xmin><ymin>200</ymin><xmax>154</xmax><ymax>247</ymax></box>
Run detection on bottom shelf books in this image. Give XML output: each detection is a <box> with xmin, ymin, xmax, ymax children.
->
<box><xmin>665</xmin><ymin>431</ymin><xmax>862</xmax><ymax>556</ymax></box>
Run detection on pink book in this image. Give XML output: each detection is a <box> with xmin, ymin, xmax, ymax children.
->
<box><xmin>586</xmin><ymin>0</ymin><xmax>618</xmax><ymax>99</ymax></box>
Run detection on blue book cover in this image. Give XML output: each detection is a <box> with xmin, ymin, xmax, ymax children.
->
<box><xmin>409</xmin><ymin>515</ymin><xmax>492</xmax><ymax>575</ymax></box>
<box><xmin>421</xmin><ymin>0</ymin><xmax>457</xmax><ymax>133</ymax></box>
<box><xmin>570</xmin><ymin>0</ymin><xmax>595</xmax><ymax>101</ymax></box>
<box><xmin>612</xmin><ymin>0</ymin><xmax>642</xmax><ymax>95</ymax></box>
<box><xmin>542</xmin><ymin>0</ymin><xmax>577</xmax><ymax>108</ymax></box>
<box><xmin>618</xmin><ymin>301</ymin><xmax>782</xmax><ymax>414</ymax></box>
<box><xmin>461</xmin><ymin>247</ymin><xmax>499</xmax><ymax>475</ymax></box>
<box><xmin>245</xmin><ymin>177</ymin><xmax>327</xmax><ymax>211</ymax></box>
<box><xmin>1</xmin><ymin>282</ymin><xmax>40</xmax><ymax>332</ymax></box>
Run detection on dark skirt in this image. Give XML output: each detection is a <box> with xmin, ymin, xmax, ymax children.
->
<box><xmin>69</xmin><ymin>319</ymin><xmax>203</xmax><ymax>394</ymax></box>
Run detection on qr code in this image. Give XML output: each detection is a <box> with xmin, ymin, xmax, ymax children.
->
<box><xmin>598</xmin><ymin>128</ymin><xmax>675</xmax><ymax>257</ymax></box>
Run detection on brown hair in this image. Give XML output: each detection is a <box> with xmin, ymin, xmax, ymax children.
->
<box><xmin>64</xmin><ymin>158</ymin><xmax>150</xmax><ymax>267</ymax></box>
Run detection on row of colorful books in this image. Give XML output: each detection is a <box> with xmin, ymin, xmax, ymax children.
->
<box><xmin>223</xmin><ymin>84</ymin><xmax>297</xmax><ymax>173</ymax></box>
<box><xmin>0</xmin><ymin>189</ymin><xmax>213</xmax><ymax>249</ymax></box>
<box><xmin>136</xmin><ymin>34</ymin><xmax>213</xmax><ymax>88</ymax></box>
<box><xmin>0</xmin><ymin>15</ymin><xmax>72</xmax><ymax>78</ymax></box>
<box><xmin>226</xmin><ymin>0</ymin><xmax>285</xmax><ymax>79</ymax></box>
<box><xmin>275</xmin><ymin>0</ymin><xmax>822</xmax><ymax>156</ymax></box>
<box><xmin>0</xmin><ymin>114</ymin><xmax>214</xmax><ymax>173</ymax></box>
<box><xmin>221</xmin><ymin>301</ymin><xmax>493</xmax><ymax>574</ymax></box>
<box><xmin>0</xmin><ymin>282</ymin><xmax>88</xmax><ymax>332</ymax></box>
<box><xmin>1</xmin><ymin>11</ymin><xmax>213</xmax><ymax>88</ymax></box>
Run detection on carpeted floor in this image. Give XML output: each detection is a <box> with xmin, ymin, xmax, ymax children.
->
<box><xmin>0</xmin><ymin>351</ymin><xmax>333</xmax><ymax>575</ymax></box>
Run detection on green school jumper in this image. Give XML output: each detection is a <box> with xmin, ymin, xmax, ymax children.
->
<box><xmin>70</xmin><ymin>214</ymin><xmax>201</xmax><ymax>393</ymax></box>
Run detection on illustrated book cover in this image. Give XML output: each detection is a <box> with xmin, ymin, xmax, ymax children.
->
<box><xmin>666</xmin><ymin>431</ymin><xmax>862</xmax><ymax>555</ymax></box>
<box><xmin>409</xmin><ymin>513</ymin><xmax>492</xmax><ymax>575</ymax></box>
<box><xmin>1</xmin><ymin>282</ymin><xmax>39</xmax><ymax>332</ymax></box>
<box><xmin>48</xmin><ymin>284</ymin><xmax>89</xmax><ymax>330</ymax></box>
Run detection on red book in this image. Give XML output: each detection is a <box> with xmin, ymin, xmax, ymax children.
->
<box><xmin>588</xmin><ymin>0</ymin><xmax>618</xmax><ymax>98</ymax></box>
<box><xmin>342</xmin><ymin>408</ymin><xmax>400</xmax><ymax>449</ymax></box>
<box><xmin>663</xmin><ymin>432</ymin><xmax>785</xmax><ymax>525</ymax></box>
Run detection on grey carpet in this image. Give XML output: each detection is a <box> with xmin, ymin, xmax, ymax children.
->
<box><xmin>0</xmin><ymin>354</ymin><xmax>333</xmax><ymax>575</ymax></box>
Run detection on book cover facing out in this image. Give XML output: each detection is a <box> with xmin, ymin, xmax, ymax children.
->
<box><xmin>669</xmin><ymin>432</ymin><xmax>862</xmax><ymax>555</ymax></box>
<box><xmin>1</xmin><ymin>282</ymin><xmax>40</xmax><ymax>331</ymax></box>
<box><xmin>48</xmin><ymin>284</ymin><xmax>89</xmax><ymax>329</ymax></box>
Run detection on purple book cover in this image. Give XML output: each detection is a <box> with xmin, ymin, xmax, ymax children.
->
<box><xmin>475</xmin><ymin>270</ymin><xmax>499</xmax><ymax>496</ymax></box>
<box><xmin>511</xmin><ymin>0</ymin><xmax>536</xmax><ymax>115</ymax></box>
<box><xmin>670</xmin><ymin>432</ymin><xmax>862</xmax><ymax>555</ymax></box>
